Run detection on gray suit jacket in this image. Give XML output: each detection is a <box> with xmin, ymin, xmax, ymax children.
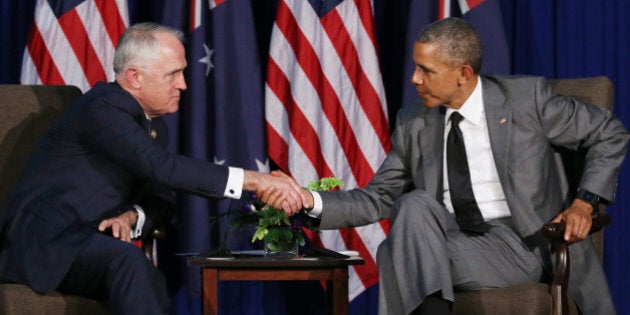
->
<box><xmin>318</xmin><ymin>75</ymin><xmax>628</xmax><ymax>313</ymax></box>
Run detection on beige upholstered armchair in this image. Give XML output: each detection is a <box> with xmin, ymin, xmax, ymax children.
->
<box><xmin>452</xmin><ymin>76</ymin><xmax>614</xmax><ymax>315</ymax></box>
<box><xmin>0</xmin><ymin>85</ymin><xmax>110</xmax><ymax>314</ymax></box>
<box><xmin>0</xmin><ymin>84</ymin><xmax>168</xmax><ymax>314</ymax></box>
<box><xmin>0</xmin><ymin>84</ymin><xmax>163</xmax><ymax>314</ymax></box>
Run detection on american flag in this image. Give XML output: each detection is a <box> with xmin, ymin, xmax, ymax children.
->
<box><xmin>20</xmin><ymin>0</ymin><xmax>129</xmax><ymax>92</ymax></box>
<box><xmin>265</xmin><ymin>0</ymin><xmax>391</xmax><ymax>300</ymax></box>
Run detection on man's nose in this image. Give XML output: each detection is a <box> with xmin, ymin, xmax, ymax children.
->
<box><xmin>411</xmin><ymin>70</ymin><xmax>423</xmax><ymax>85</ymax></box>
<box><xmin>176</xmin><ymin>73</ymin><xmax>187</xmax><ymax>90</ymax></box>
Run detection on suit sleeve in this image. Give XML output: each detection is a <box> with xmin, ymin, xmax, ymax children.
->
<box><xmin>535</xmin><ymin>77</ymin><xmax>629</xmax><ymax>201</ymax></box>
<box><xmin>318</xmin><ymin>107</ymin><xmax>417</xmax><ymax>229</ymax></box>
<box><xmin>79</xmin><ymin>98</ymin><xmax>230</xmax><ymax>199</ymax></box>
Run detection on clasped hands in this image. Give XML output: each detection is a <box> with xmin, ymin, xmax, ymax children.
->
<box><xmin>245</xmin><ymin>170</ymin><xmax>311</xmax><ymax>216</ymax></box>
<box><xmin>99</xmin><ymin>170</ymin><xmax>311</xmax><ymax>243</ymax></box>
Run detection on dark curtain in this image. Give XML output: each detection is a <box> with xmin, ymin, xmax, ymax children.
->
<box><xmin>1</xmin><ymin>0</ymin><xmax>628</xmax><ymax>313</ymax></box>
<box><xmin>498</xmin><ymin>3</ymin><xmax>630</xmax><ymax>313</ymax></box>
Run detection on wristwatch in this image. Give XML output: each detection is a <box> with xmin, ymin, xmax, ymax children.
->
<box><xmin>576</xmin><ymin>189</ymin><xmax>601</xmax><ymax>213</ymax></box>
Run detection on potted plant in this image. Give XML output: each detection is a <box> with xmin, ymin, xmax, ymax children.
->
<box><xmin>233</xmin><ymin>177</ymin><xmax>343</xmax><ymax>257</ymax></box>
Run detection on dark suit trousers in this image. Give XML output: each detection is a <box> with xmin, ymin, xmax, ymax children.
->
<box><xmin>376</xmin><ymin>190</ymin><xmax>544</xmax><ymax>315</ymax></box>
<box><xmin>56</xmin><ymin>233</ymin><xmax>169</xmax><ymax>314</ymax></box>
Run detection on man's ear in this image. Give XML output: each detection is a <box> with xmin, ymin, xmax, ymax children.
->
<box><xmin>458</xmin><ymin>65</ymin><xmax>474</xmax><ymax>85</ymax></box>
<box><xmin>124</xmin><ymin>67</ymin><xmax>142</xmax><ymax>89</ymax></box>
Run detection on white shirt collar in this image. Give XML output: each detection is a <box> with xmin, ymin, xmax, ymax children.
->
<box><xmin>446</xmin><ymin>78</ymin><xmax>483</xmax><ymax>125</ymax></box>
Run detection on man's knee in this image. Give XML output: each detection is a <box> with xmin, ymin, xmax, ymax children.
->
<box><xmin>391</xmin><ymin>190</ymin><xmax>442</xmax><ymax>224</ymax></box>
<box><xmin>376</xmin><ymin>238</ymin><xmax>391</xmax><ymax>266</ymax></box>
<box><xmin>109</xmin><ymin>243</ymin><xmax>154</xmax><ymax>277</ymax></box>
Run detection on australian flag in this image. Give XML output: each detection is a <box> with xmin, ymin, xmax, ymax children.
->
<box><xmin>161</xmin><ymin>0</ymin><xmax>272</xmax><ymax>314</ymax></box>
<box><xmin>401</xmin><ymin>0</ymin><xmax>510</xmax><ymax>107</ymax></box>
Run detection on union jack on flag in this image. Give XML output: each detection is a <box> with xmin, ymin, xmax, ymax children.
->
<box><xmin>20</xmin><ymin>0</ymin><xmax>129</xmax><ymax>92</ymax></box>
<box><xmin>265</xmin><ymin>0</ymin><xmax>391</xmax><ymax>300</ymax></box>
<box><xmin>440</xmin><ymin>0</ymin><xmax>485</xmax><ymax>18</ymax></box>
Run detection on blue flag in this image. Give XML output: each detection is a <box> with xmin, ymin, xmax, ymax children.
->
<box><xmin>401</xmin><ymin>0</ymin><xmax>510</xmax><ymax>107</ymax></box>
<box><xmin>460</xmin><ymin>0</ymin><xmax>510</xmax><ymax>75</ymax></box>
<box><xmin>401</xmin><ymin>0</ymin><xmax>439</xmax><ymax>111</ymax></box>
<box><xmin>162</xmin><ymin>0</ymin><xmax>268</xmax><ymax>313</ymax></box>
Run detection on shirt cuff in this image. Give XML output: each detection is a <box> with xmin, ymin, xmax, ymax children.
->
<box><xmin>306</xmin><ymin>191</ymin><xmax>323</xmax><ymax>218</ymax></box>
<box><xmin>131</xmin><ymin>205</ymin><xmax>146</xmax><ymax>239</ymax></box>
<box><xmin>224</xmin><ymin>167</ymin><xmax>244</xmax><ymax>199</ymax></box>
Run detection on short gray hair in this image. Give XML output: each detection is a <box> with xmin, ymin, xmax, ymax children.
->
<box><xmin>113</xmin><ymin>22</ymin><xmax>185</xmax><ymax>74</ymax></box>
<box><xmin>415</xmin><ymin>17</ymin><xmax>483</xmax><ymax>74</ymax></box>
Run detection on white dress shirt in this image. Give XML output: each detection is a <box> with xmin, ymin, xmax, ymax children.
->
<box><xmin>443</xmin><ymin>80</ymin><xmax>510</xmax><ymax>220</ymax></box>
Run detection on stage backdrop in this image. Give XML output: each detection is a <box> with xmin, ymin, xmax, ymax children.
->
<box><xmin>1</xmin><ymin>0</ymin><xmax>629</xmax><ymax>314</ymax></box>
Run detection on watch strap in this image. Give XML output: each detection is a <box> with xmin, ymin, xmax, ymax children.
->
<box><xmin>576</xmin><ymin>189</ymin><xmax>601</xmax><ymax>213</ymax></box>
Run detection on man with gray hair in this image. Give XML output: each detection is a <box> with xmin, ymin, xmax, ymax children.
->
<box><xmin>301</xmin><ymin>17</ymin><xmax>626</xmax><ymax>314</ymax></box>
<box><xmin>0</xmin><ymin>22</ymin><xmax>307</xmax><ymax>314</ymax></box>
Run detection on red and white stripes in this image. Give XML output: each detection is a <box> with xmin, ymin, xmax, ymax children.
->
<box><xmin>20</xmin><ymin>0</ymin><xmax>128</xmax><ymax>92</ymax></box>
<box><xmin>265</xmin><ymin>0</ymin><xmax>390</xmax><ymax>300</ymax></box>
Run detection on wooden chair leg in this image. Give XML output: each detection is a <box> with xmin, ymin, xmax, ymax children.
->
<box><xmin>543</xmin><ymin>213</ymin><xmax>610</xmax><ymax>315</ymax></box>
<box><xmin>551</xmin><ymin>241</ymin><xmax>569</xmax><ymax>315</ymax></box>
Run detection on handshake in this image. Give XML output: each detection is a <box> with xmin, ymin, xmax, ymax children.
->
<box><xmin>243</xmin><ymin>170</ymin><xmax>313</xmax><ymax>216</ymax></box>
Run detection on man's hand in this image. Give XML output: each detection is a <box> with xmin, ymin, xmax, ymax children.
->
<box><xmin>98</xmin><ymin>210</ymin><xmax>138</xmax><ymax>243</ymax></box>
<box><xmin>302</xmin><ymin>188</ymin><xmax>314</xmax><ymax>211</ymax></box>
<box><xmin>550</xmin><ymin>198</ymin><xmax>594</xmax><ymax>242</ymax></box>
<box><xmin>243</xmin><ymin>170</ymin><xmax>309</xmax><ymax>215</ymax></box>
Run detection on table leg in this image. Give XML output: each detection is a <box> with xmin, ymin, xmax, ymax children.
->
<box><xmin>202</xmin><ymin>268</ymin><xmax>219</xmax><ymax>315</ymax></box>
<box><xmin>331</xmin><ymin>267</ymin><xmax>349</xmax><ymax>314</ymax></box>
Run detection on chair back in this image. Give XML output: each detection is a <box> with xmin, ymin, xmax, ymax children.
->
<box><xmin>548</xmin><ymin>76</ymin><xmax>614</xmax><ymax>260</ymax></box>
<box><xmin>0</xmin><ymin>85</ymin><xmax>82</xmax><ymax>206</ymax></box>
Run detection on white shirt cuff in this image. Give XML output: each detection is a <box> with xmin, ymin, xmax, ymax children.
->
<box><xmin>307</xmin><ymin>191</ymin><xmax>323</xmax><ymax>218</ymax></box>
<box><xmin>131</xmin><ymin>205</ymin><xmax>146</xmax><ymax>239</ymax></box>
<box><xmin>224</xmin><ymin>167</ymin><xmax>244</xmax><ymax>199</ymax></box>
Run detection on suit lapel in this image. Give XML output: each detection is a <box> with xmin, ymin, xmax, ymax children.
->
<box><xmin>482</xmin><ymin>77</ymin><xmax>511</xmax><ymax>182</ymax></box>
<box><xmin>415</xmin><ymin>78</ymin><xmax>511</xmax><ymax>202</ymax></box>
<box><xmin>419</xmin><ymin>107</ymin><xmax>445</xmax><ymax>200</ymax></box>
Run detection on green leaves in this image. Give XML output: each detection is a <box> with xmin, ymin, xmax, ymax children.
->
<box><xmin>251</xmin><ymin>206</ymin><xmax>290</xmax><ymax>242</ymax></box>
<box><xmin>307</xmin><ymin>177</ymin><xmax>343</xmax><ymax>192</ymax></box>
<box><xmin>244</xmin><ymin>177</ymin><xmax>343</xmax><ymax>245</ymax></box>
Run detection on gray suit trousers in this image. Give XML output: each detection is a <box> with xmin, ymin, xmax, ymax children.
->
<box><xmin>376</xmin><ymin>190</ymin><xmax>544</xmax><ymax>315</ymax></box>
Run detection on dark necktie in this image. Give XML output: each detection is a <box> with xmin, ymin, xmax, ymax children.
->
<box><xmin>446</xmin><ymin>112</ymin><xmax>490</xmax><ymax>234</ymax></box>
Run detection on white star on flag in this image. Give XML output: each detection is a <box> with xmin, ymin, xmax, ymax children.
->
<box><xmin>213</xmin><ymin>156</ymin><xmax>225</xmax><ymax>165</ymax></box>
<box><xmin>199</xmin><ymin>43</ymin><xmax>215</xmax><ymax>76</ymax></box>
<box><xmin>255</xmin><ymin>158</ymin><xmax>270</xmax><ymax>173</ymax></box>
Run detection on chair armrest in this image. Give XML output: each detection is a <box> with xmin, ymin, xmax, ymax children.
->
<box><xmin>142</xmin><ymin>227</ymin><xmax>167</xmax><ymax>262</ymax></box>
<box><xmin>541</xmin><ymin>213</ymin><xmax>610</xmax><ymax>315</ymax></box>
<box><xmin>542</xmin><ymin>213</ymin><xmax>611</xmax><ymax>240</ymax></box>
<box><xmin>149</xmin><ymin>227</ymin><xmax>167</xmax><ymax>240</ymax></box>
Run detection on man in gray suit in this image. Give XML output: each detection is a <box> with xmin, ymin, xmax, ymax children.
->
<box><xmin>301</xmin><ymin>17</ymin><xmax>628</xmax><ymax>315</ymax></box>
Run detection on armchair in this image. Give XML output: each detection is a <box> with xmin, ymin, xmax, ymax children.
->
<box><xmin>0</xmin><ymin>84</ymin><xmax>165</xmax><ymax>314</ymax></box>
<box><xmin>0</xmin><ymin>84</ymin><xmax>110</xmax><ymax>314</ymax></box>
<box><xmin>452</xmin><ymin>76</ymin><xmax>615</xmax><ymax>315</ymax></box>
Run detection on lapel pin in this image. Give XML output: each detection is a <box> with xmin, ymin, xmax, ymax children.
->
<box><xmin>151</xmin><ymin>130</ymin><xmax>157</xmax><ymax>139</ymax></box>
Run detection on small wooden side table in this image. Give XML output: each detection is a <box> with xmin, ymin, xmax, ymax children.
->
<box><xmin>187</xmin><ymin>252</ymin><xmax>364</xmax><ymax>315</ymax></box>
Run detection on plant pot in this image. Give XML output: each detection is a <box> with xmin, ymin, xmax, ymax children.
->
<box><xmin>264</xmin><ymin>237</ymin><xmax>298</xmax><ymax>258</ymax></box>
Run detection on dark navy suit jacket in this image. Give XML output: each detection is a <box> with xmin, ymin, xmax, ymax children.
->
<box><xmin>0</xmin><ymin>82</ymin><xmax>228</xmax><ymax>293</ymax></box>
